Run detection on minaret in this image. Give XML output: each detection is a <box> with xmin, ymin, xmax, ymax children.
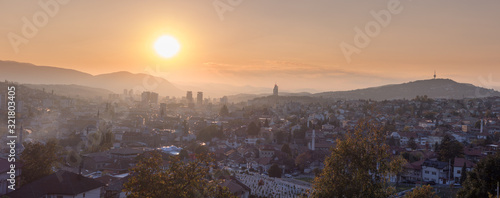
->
<box><xmin>434</xmin><ymin>70</ymin><xmax>436</xmax><ymax>79</ymax></box>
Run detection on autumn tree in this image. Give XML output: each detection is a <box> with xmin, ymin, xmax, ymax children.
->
<box><xmin>20</xmin><ymin>140</ymin><xmax>62</xmax><ymax>185</ymax></box>
<box><xmin>391</xmin><ymin>155</ymin><xmax>408</xmax><ymax>188</ymax></box>
<box><xmin>311</xmin><ymin>121</ymin><xmax>403</xmax><ymax>198</ymax></box>
<box><xmin>295</xmin><ymin>151</ymin><xmax>312</xmax><ymax>172</ymax></box>
<box><xmin>403</xmin><ymin>185</ymin><xmax>438</xmax><ymax>198</ymax></box>
<box><xmin>124</xmin><ymin>151</ymin><xmax>236</xmax><ymax>198</ymax></box>
<box><xmin>457</xmin><ymin>152</ymin><xmax>500</xmax><ymax>198</ymax></box>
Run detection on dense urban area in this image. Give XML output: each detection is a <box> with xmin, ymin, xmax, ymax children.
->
<box><xmin>1</xmin><ymin>81</ymin><xmax>500</xmax><ymax>198</ymax></box>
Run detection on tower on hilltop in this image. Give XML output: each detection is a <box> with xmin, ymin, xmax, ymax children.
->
<box><xmin>434</xmin><ymin>70</ymin><xmax>436</xmax><ymax>79</ymax></box>
<box><xmin>273</xmin><ymin>83</ymin><xmax>278</xmax><ymax>96</ymax></box>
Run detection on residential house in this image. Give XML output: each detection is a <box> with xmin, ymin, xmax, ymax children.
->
<box><xmin>421</xmin><ymin>159</ymin><xmax>450</xmax><ymax>184</ymax></box>
<box><xmin>6</xmin><ymin>170</ymin><xmax>105</xmax><ymax>198</ymax></box>
<box><xmin>453</xmin><ymin>157</ymin><xmax>475</xmax><ymax>183</ymax></box>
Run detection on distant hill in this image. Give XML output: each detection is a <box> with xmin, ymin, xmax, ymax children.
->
<box><xmin>0</xmin><ymin>60</ymin><xmax>183</xmax><ymax>96</ymax></box>
<box><xmin>24</xmin><ymin>84</ymin><xmax>114</xmax><ymax>99</ymax></box>
<box><xmin>314</xmin><ymin>79</ymin><xmax>500</xmax><ymax>100</ymax></box>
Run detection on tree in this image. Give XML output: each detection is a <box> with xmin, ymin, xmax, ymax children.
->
<box><xmin>311</xmin><ymin>122</ymin><xmax>402</xmax><ymax>198</ymax></box>
<box><xmin>124</xmin><ymin>151</ymin><xmax>235</xmax><ymax>198</ymax></box>
<box><xmin>438</xmin><ymin>134</ymin><xmax>464</xmax><ymax>162</ymax></box>
<box><xmin>275</xmin><ymin>130</ymin><xmax>286</xmax><ymax>144</ymax></box>
<box><xmin>403</xmin><ymin>185</ymin><xmax>438</xmax><ymax>198</ymax></box>
<box><xmin>263</xmin><ymin>119</ymin><xmax>270</xmax><ymax>127</ymax></box>
<box><xmin>457</xmin><ymin>152</ymin><xmax>500</xmax><ymax>198</ymax></box>
<box><xmin>281</xmin><ymin>143</ymin><xmax>292</xmax><ymax>157</ymax></box>
<box><xmin>195</xmin><ymin>145</ymin><xmax>209</xmax><ymax>155</ymax></box>
<box><xmin>391</xmin><ymin>156</ymin><xmax>408</xmax><ymax>188</ymax></box>
<box><xmin>197</xmin><ymin>125</ymin><xmax>223</xmax><ymax>142</ymax></box>
<box><xmin>246</xmin><ymin>122</ymin><xmax>259</xmax><ymax>136</ymax></box>
<box><xmin>20</xmin><ymin>140</ymin><xmax>61</xmax><ymax>185</ymax></box>
<box><xmin>313</xmin><ymin>168</ymin><xmax>322</xmax><ymax>177</ymax></box>
<box><xmin>295</xmin><ymin>151</ymin><xmax>312</xmax><ymax>172</ymax></box>
<box><xmin>408</xmin><ymin>137</ymin><xmax>418</xmax><ymax>150</ymax></box>
<box><xmin>386</xmin><ymin>136</ymin><xmax>399</xmax><ymax>147</ymax></box>
<box><xmin>268</xmin><ymin>164</ymin><xmax>282</xmax><ymax>178</ymax></box>
<box><xmin>179</xmin><ymin>149</ymin><xmax>188</xmax><ymax>160</ymax></box>
<box><xmin>219</xmin><ymin>105</ymin><xmax>229</xmax><ymax>116</ymax></box>
<box><xmin>460</xmin><ymin>162</ymin><xmax>467</xmax><ymax>185</ymax></box>
<box><xmin>86</xmin><ymin>123</ymin><xmax>114</xmax><ymax>152</ymax></box>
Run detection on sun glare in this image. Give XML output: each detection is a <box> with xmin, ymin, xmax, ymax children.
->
<box><xmin>154</xmin><ymin>35</ymin><xmax>180</xmax><ymax>58</ymax></box>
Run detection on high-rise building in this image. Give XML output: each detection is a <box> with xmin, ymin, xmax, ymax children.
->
<box><xmin>150</xmin><ymin>92</ymin><xmax>158</xmax><ymax>104</ymax></box>
<box><xmin>273</xmin><ymin>84</ymin><xmax>279</xmax><ymax>96</ymax></box>
<box><xmin>186</xmin><ymin>91</ymin><xmax>193</xmax><ymax>103</ymax></box>
<box><xmin>197</xmin><ymin>92</ymin><xmax>203</xmax><ymax>105</ymax></box>
<box><xmin>123</xmin><ymin>89</ymin><xmax>128</xmax><ymax>96</ymax></box>
<box><xmin>141</xmin><ymin>91</ymin><xmax>159</xmax><ymax>104</ymax></box>
<box><xmin>141</xmin><ymin>92</ymin><xmax>149</xmax><ymax>103</ymax></box>
<box><xmin>160</xmin><ymin>103</ymin><xmax>167</xmax><ymax>117</ymax></box>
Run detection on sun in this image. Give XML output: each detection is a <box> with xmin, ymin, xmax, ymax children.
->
<box><xmin>154</xmin><ymin>35</ymin><xmax>180</xmax><ymax>58</ymax></box>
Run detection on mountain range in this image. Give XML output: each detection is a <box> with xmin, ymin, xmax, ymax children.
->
<box><xmin>0</xmin><ymin>60</ymin><xmax>183</xmax><ymax>97</ymax></box>
<box><xmin>1</xmin><ymin>60</ymin><xmax>499</xmax><ymax>101</ymax></box>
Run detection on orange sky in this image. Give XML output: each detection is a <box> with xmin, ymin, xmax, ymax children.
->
<box><xmin>1</xmin><ymin>0</ymin><xmax>499</xmax><ymax>92</ymax></box>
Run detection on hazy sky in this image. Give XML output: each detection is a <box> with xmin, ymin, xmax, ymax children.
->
<box><xmin>1</xmin><ymin>0</ymin><xmax>499</xmax><ymax>92</ymax></box>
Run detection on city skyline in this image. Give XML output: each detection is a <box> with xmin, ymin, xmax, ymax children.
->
<box><xmin>1</xmin><ymin>1</ymin><xmax>500</xmax><ymax>93</ymax></box>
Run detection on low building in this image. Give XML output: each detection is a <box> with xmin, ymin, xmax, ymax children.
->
<box><xmin>6</xmin><ymin>170</ymin><xmax>105</xmax><ymax>198</ymax></box>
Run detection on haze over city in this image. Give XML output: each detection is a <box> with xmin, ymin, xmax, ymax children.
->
<box><xmin>4</xmin><ymin>1</ymin><xmax>500</xmax><ymax>198</ymax></box>
<box><xmin>1</xmin><ymin>0</ymin><xmax>500</xmax><ymax>93</ymax></box>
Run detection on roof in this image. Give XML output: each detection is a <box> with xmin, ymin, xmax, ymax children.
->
<box><xmin>464</xmin><ymin>147</ymin><xmax>482</xmax><ymax>156</ymax></box>
<box><xmin>221</xmin><ymin>179</ymin><xmax>251</xmax><ymax>196</ymax></box>
<box><xmin>109</xmin><ymin>148</ymin><xmax>143</xmax><ymax>156</ymax></box>
<box><xmin>422</xmin><ymin>160</ymin><xmax>449</xmax><ymax>170</ymax></box>
<box><xmin>259</xmin><ymin>145</ymin><xmax>275</xmax><ymax>151</ymax></box>
<box><xmin>257</xmin><ymin>157</ymin><xmax>272</xmax><ymax>165</ymax></box>
<box><xmin>6</xmin><ymin>170</ymin><xmax>105</xmax><ymax>198</ymax></box>
<box><xmin>404</xmin><ymin>159</ymin><xmax>425</xmax><ymax>170</ymax></box>
<box><xmin>454</xmin><ymin>157</ymin><xmax>475</xmax><ymax>168</ymax></box>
